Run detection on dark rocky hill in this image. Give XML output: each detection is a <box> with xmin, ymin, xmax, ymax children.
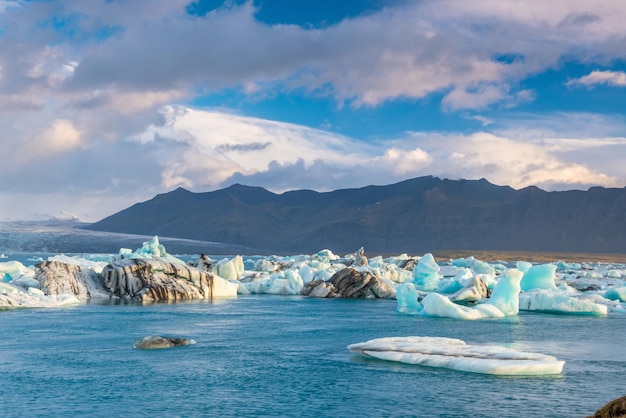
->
<box><xmin>86</xmin><ymin>176</ymin><xmax>626</xmax><ymax>254</ymax></box>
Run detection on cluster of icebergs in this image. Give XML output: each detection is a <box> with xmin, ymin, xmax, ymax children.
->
<box><xmin>3</xmin><ymin>236</ymin><xmax>624</xmax><ymax>376</ymax></box>
<box><xmin>1</xmin><ymin>237</ymin><xmax>625</xmax><ymax>319</ymax></box>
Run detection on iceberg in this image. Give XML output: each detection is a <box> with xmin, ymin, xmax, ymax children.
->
<box><xmin>519</xmin><ymin>290</ymin><xmax>608</xmax><ymax>316</ymax></box>
<box><xmin>449</xmin><ymin>275</ymin><xmax>489</xmax><ymax>303</ymax></box>
<box><xmin>605</xmin><ymin>287</ymin><xmax>626</xmax><ymax>302</ymax></box>
<box><xmin>35</xmin><ymin>260</ymin><xmax>110</xmax><ymax>299</ymax></box>
<box><xmin>119</xmin><ymin>236</ymin><xmax>185</xmax><ymax>265</ymax></box>
<box><xmin>0</xmin><ymin>281</ymin><xmax>80</xmax><ymax>309</ymax></box>
<box><xmin>302</xmin><ymin>268</ymin><xmax>396</xmax><ymax>299</ymax></box>
<box><xmin>487</xmin><ymin>268</ymin><xmax>523</xmax><ymax>315</ymax></box>
<box><xmin>242</xmin><ymin>269</ymin><xmax>304</xmax><ymax>295</ymax></box>
<box><xmin>520</xmin><ymin>264</ymin><xmax>557</xmax><ymax>291</ymax></box>
<box><xmin>396</xmin><ymin>269</ymin><xmax>523</xmax><ymax>319</ymax></box>
<box><xmin>0</xmin><ymin>260</ymin><xmax>35</xmax><ymax>284</ymax></box>
<box><xmin>421</xmin><ymin>293</ymin><xmax>506</xmax><ymax>320</ymax></box>
<box><xmin>348</xmin><ymin>336</ymin><xmax>565</xmax><ymax>376</ymax></box>
<box><xmin>210</xmin><ymin>255</ymin><xmax>244</xmax><ymax>281</ymax></box>
<box><xmin>396</xmin><ymin>283</ymin><xmax>423</xmax><ymax>314</ymax></box>
<box><xmin>452</xmin><ymin>256</ymin><xmax>495</xmax><ymax>274</ymax></box>
<box><xmin>436</xmin><ymin>267</ymin><xmax>474</xmax><ymax>293</ymax></box>
<box><xmin>102</xmin><ymin>258</ymin><xmax>238</xmax><ymax>301</ymax></box>
<box><xmin>413</xmin><ymin>253</ymin><xmax>441</xmax><ymax>291</ymax></box>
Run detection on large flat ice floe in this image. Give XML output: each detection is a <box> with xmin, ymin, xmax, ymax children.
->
<box><xmin>348</xmin><ymin>336</ymin><xmax>565</xmax><ymax>376</ymax></box>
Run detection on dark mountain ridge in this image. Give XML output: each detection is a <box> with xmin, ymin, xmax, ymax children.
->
<box><xmin>86</xmin><ymin>176</ymin><xmax>626</xmax><ymax>254</ymax></box>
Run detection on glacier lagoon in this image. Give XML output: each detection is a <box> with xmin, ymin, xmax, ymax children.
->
<box><xmin>1</xmin><ymin>224</ymin><xmax>626</xmax><ymax>416</ymax></box>
<box><xmin>1</xmin><ymin>295</ymin><xmax>625</xmax><ymax>417</ymax></box>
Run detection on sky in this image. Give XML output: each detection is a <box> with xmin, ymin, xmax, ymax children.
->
<box><xmin>1</xmin><ymin>0</ymin><xmax>626</xmax><ymax>222</ymax></box>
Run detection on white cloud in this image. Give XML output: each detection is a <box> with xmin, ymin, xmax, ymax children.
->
<box><xmin>135</xmin><ymin>106</ymin><xmax>624</xmax><ymax>195</ymax></box>
<box><xmin>136</xmin><ymin>105</ymin><xmax>379</xmax><ymax>190</ymax></box>
<box><xmin>34</xmin><ymin>119</ymin><xmax>83</xmax><ymax>153</ymax></box>
<box><xmin>376</xmin><ymin>148</ymin><xmax>433</xmax><ymax>176</ymax></box>
<box><xmin>2</xmin><ymin>1</ymin><xmax>626</xmax><ymax>220</ymax></box>
<box><xmin>2</xmin><ymin>0</ymin><xmax>623</xmax><ymax>113</ymax></box>
<box><xmin>464</xmin><ymin>114</ymin><xmax>494</xmax><ymax>126</ymax></box>
<box><xmin>567</xmin><ymin>70</ymin><xmax>626</xmax><ymax>88</ymax></box>
<box><xmin>107</xmin><ymin>88</ymin><xmax>188</xmax><ymax>115</ymax></box>
<box><xmin>400</xmin><ymin>131</ymin><xmax>622</xmax><ymax>190</ymax></box>
<box><xmin>442</xmin><ymin>84</ymin><xmax>508</xmax><ymax>111</ymax></box>
<box><xmin>0</xmin><ymin>105</ymin><xmax>625</xmax><ymax>221</ymax></box>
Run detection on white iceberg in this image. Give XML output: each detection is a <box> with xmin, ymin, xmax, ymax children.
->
<box><xmin>118</xmin><ymin>236</ymin><xmax>185</xmax><ymax>264</ymax></box>
<box><xmin>211</xmin><ymin>255</ymin><xmax>244</xmax><ymax>281</ymax></box>
<box><xmin>519</xmin><ymin>290</ymin><xmax>608</xmax><ymax>316</ymax></box>
<box><xmin>0</xmin><ymin>260</ymin><xmax>36</xmax><ymax>284</ymax></box>
<box><xmin>0</xmin><ymin>281</ymin><xmax>80</xmax><ymax>309</ymax></box>
<box><xmin>244</xmin><ymin>269</ymin><xmax>304</xmax><ymax>295</ymax></box>
<box><xmin>348</xmin><ymin>336</ymin><xmax>565</xmax><ymax>376</ymax></box>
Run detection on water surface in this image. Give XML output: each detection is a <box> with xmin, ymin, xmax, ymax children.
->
<box><xmin>1</xmin><ymin>296</ymin><xmax>622</xmax><ymax>417</ymax></box>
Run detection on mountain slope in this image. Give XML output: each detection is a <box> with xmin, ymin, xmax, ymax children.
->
<box><xmin>86</xmin><ymin>176</ymin><xmax>626</xmax><ymax>254</ymax></box>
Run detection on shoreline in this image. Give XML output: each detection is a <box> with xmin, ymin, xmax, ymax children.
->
<box><xmin>430</xmin><ymin>250</ymin><xmax>626</xmax><ymax>264</ymax></box>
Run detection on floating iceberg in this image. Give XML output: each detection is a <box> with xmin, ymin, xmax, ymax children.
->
<box><xmin>413</xmin><ymin>253</ymin><xmax>441</xmax><ymax>291</ymax></box>
<box><xmin>0</xmin><ymin>281</ymin><xmax>80</xmax><ymax>309</ymax></box>
<box><xmin>396</xmin><ymin>269</ymin><xmax>523</xmax><ymax>320</ymax></box>
<box><xmin>452</xmin><ymin>256</ymin><xmax>495</xmax><ymax>275</ymax></box>
<box><xmin>605</xmin><ymin>287</ymin><xmax>626</xmax><ymax>302</ymax></box>
<box><xmin>520</xmin><ymin>264</ymin><xmax>557</xmax><ymax>291</ymax></box>
<box><xmin>519</xmin><ymin>290</ymin><xmax>608</xmax><ymax>316</ymax></box>
<box><xmin>348</xmin><ymin>336</ymin><xmax>565</xmax><ymax>376</ymax></box>
<box><xmin>210</xmin><ymin>255</ymin><xmax>244</xmax><ymax>281</ymax></box>
<box><xmin>118</xmin><ymin>236</ymin><xmax>185</xmax><ymax>265</ymax></box>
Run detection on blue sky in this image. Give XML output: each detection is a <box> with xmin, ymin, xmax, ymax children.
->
<box><xmin>1</xmin><ymin>0</ymin><xmax>626</xmax><ymax>221</ymax></box>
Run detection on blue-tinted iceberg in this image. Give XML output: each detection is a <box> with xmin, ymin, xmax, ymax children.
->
<box><xmin>605</xmin><ymin>287</ymin><xmax>626</xmax><ymax>302</ymax></box>
<box><xmin>396</xmin><ymin>269</ymin><xmax>523</xmax><ymax>319</ymax></box>
<box><xmin>413</xmin><ymin>253</ymin><xmax>440</xmax><ymax>291</ymax></box>
<box><xmin>487</xmin><ymin>268</ymin><xmax>523</xmax><ymax>315</ymax></box>
<box><xmin>348</xmin><ymin>336</ymin><xmax>565</xmax><ymax>376</ymax></box>
<box><xmin>520</xmin><ymin>264</ymin><xmax>557</xmax><ymax>291</ymax></box>
<box><xmin>452</xmin><ymin>256</ymin><xmax>495</xmax><ymax>275</ymax></box>
<box><xmin>118</xmin><ymin>236</ymin><xmax>185</xmax><ymax>265</ymax></box>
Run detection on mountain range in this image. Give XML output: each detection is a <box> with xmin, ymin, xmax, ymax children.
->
<box><xmin>86</xmin><ymin>176</ymin><xmax>626</xmax><ymax>254</ymax></box>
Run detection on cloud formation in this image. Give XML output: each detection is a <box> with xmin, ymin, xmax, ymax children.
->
<box><xmin>133</xmin><ymin>106</ymin><xmax>625</xmax><ymax>194</ymax></box>
<box><xmin>3</xmin><ymin>0</ymin><xmax>626</xmax><ymax>113</ymax></box>
<box><xmin>1</xmin><ymin>1</ymin><xmax>626</xmax><ymax>221</ymax></box>
<box><xmin>567</xmin><ymin>70</ymin><xmax>626</xmax><ymax>88</ymax></box>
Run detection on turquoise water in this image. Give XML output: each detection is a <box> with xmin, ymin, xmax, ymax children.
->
<box><xmin>1</xmin><ymin>296</ymin><xmax>623</xmax><ymax>417</ymax></box>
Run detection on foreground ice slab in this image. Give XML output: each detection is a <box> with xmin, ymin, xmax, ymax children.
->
<box><xmin>348</xmin><ymin>336</ymin><xmax>565</xmax><ymax>376</ymax></box>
